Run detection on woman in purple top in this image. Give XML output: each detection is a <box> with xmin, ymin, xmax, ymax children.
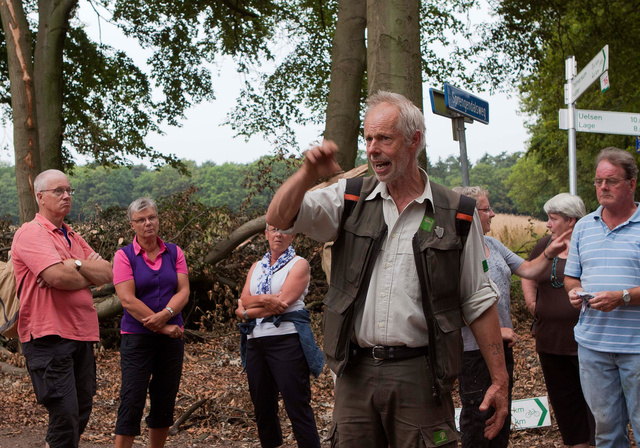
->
<box><xmin>113</xmin><ymin>197</ymin><xmax>190</xmax><ymax>448</ymax></box>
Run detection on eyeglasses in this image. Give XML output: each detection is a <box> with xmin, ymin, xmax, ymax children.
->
<box><xmin>593</xmin><ymin>178</ymin><xmax>628</xmax><ymax>187</ymax></box>
<box><xmin>477</xmin><ymin>207</ymin><xmax>493</xmax><ymax>213</ymax></box>
<box><xmin>267</xmin><ymin>227</ymin><xmax>283</xmax><ymax>234</ymax></box>
<box><xmin>131</xmin><ymin>215</ymin><xmax>158</xmax><ymax>225</ymax></box>
<box><xmin>40</xmin><ymin>188</ymin><xmax>75</xmax><ymax>196</ymax></box>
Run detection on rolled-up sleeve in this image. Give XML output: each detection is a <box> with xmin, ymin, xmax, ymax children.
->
<box><xmin>459</xmin><ymin>210</ymin><xmax>498</xmax><ymax>324</ymax></box>
<box><xmin>287</xmin><ymin>180</ymin><xmax>346</xmax><ymax>243</ymax></box>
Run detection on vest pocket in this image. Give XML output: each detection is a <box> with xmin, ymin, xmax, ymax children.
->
<box><xmin>323</xmin><ymin>287</ymin><xmax>354</xmax><ymax>367</ymax></box>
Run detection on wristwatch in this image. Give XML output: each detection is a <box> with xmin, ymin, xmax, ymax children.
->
<box><xmin>74</xmin><ymin>259</ymin><xmax>82</xmax><ymax>270</ymax></box>
<box><xmin>165</xmin><ymin>306</ymin><xmax>174</xmax><ymax>316</ymax></box>
<box><xmin>622</xmin><ymin>289</ymin><xmax>631</xmax><ymax>306</ymax></box>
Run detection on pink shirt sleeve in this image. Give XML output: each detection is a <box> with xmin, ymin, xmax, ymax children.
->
<box><xmin>176</xmin><ymin>246</ymin><xmax>188</xmax><ymax>275</ymax></box>
<box><xmin>112</xmin><ymin>249</ymin><xmax>133</xmax><ymax>285</ymax></box>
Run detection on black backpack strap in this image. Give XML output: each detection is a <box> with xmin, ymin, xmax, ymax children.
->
<box><xmin>341</xmin><ymin>177</ymin><xmax>364</xmax><ymax>227</ymax></box>
<box><xmin>455</xmin><ymin>194</ymin><xmax>476</xmax><ymax>247</ymax></box>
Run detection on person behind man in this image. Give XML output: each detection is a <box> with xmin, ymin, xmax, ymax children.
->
<box><xmin>266</xmin><ymin>91</ymin><xmax>508</xmax><ymax>447</ymax></box>
<box><xmin>565</xmin><ymin>147</ymin><xmax>640</xmax><ymax>448</ymax></box>
<box><xmin>11</xmin><ymin>169</ymin><xmax>113</xmax><ymax>448</ymax></box>
<box><xmin>452</xmin><ymin>186</ymin><xmax>570</xmax><ymax>448</ymax></box>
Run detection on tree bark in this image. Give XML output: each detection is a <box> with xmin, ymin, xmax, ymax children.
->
<box><xmin>0</xmin><ymin>0</ymin><xmax>41</xmax><ymax>223</ymax></box>
<box><xmin>366</xmin><ymin>0</ymin><xmax>426</xmax><ymax>168</ymax></box>
<box><xmin>324</xmin><ymin>0</ymin><xmax>366</xmax><ymax>171</ymax></box>
<box><xmin>35</xmin><ymin>0</ymin><xmax>77</xmax><ymax>171</ymax></box>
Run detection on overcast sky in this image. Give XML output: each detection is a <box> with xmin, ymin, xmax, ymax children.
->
<box><xmin>0</xmin><ymin>1</ymin><xmax>530</xmax><ymax>167</ymax></box>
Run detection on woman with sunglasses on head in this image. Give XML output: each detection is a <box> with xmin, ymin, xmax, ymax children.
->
<box><xmin>113</xmin><ymin>197</ymin><xmax>190</xmax><ymax>448</ymax></box>
<box><xmin>453</xmin><ymin>186</ymin><xmax>570</xmax><ymax>448</ymax></box>
<box><xmin>237</xmin><ymin>224</ymin><xmax>323</xmax><ymax>448</ymax></box>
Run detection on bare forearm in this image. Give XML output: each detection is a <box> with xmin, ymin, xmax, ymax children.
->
<box><xmin>470</xmin><ymin>306</ymin><xmax>508</xmax><ymax>385</ymax></box>
<box><xmin>521</xmin><ymin>278</ymin><xmax>538</xmax><ymax>315</ymax></box>
<box><xmin>266</xmin><ymin>165</ymin><xmax>318</xmax><ymax>230</ymax></box>
<box><xmin>78</xmin><ymin>258</ymin><xmax>113</xmax><ymax>286</ymax></box>
<box><xmin>565</xmin><ymin>276</ymin><xmax>582</xmax><ymax>293</ymax></box>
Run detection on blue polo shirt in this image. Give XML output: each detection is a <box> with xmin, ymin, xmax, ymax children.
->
<box><xmin>565</xmin><ymin>204</ymin><xmax>640</xmax><ymax>354</ymax></box>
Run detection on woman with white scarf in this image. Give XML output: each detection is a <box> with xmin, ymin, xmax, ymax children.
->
<box><xmin>236</xmin><ymin>225</ymin><xmax>323</xmax><ymax>448</ymax></box>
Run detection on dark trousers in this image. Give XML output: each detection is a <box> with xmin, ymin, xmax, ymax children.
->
<box><xmin>459</xmin><ymin>343</ymin><xmax>514</xmax><ymax>448</ymax></box>
<box><xmin>539</xmin><ymin>352</ymin><xmax>595</xmax><ymax>446</ymax></box>
<box><xmin>22</xmin><ymin>336</ymin><xmax>96</xmax><ymax>448</ymax></box>
<box><xmin>246</xmin><ymin>334</ymin><xmax>320</xmax><ymax>448</ymax></box>
<box><xmin>330</xmin><ymin>354</ymin><xmax>459</xmax><ymax>448</ymax></box>
<box><xmin>115</xmin><ymin>333</ymin><xmax>184</xmax><ymax>435</ymax></box>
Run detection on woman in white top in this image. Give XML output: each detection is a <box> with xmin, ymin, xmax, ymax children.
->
<box><xmin>236</xmin><ymin>225</ymin><xmax>321</xmax><ymax>448</ymax></box>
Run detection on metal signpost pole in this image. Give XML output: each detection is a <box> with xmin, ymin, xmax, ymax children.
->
<box><xmin>565</xmin><ymin>56</ymin><xmax>578</xmax><ymax>195</ymax></box>
<box><xmin>454</xmin><ymin>117</ymin><xmax>470</xmax><ymax>187</ymax></box>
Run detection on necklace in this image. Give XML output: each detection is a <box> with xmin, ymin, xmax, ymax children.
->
<box><xmin>550</xmin><ymin>256</ymin><xmax>564</xmax><ymax>288</ymax></box>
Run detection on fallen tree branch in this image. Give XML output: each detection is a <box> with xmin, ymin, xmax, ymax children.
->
<box><xmin>202</xmin><ymin>165</ymin><xmax>368</xmax><ymax>267</ymax></box>
<box><xmin>0</xmin><ymin>361</ymin><xmax>26</xmax><ymax>376</ymax></box>
<box><xmin>169</xmin><ymin>397</ymin><xmax>209</xmax><ymax>435</ymax></box>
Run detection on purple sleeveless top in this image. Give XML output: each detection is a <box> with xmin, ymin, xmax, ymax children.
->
<box><xmin>120</xmin><ymin>243</ymin><xmax>183</xmax><ymax>334</ymax></box>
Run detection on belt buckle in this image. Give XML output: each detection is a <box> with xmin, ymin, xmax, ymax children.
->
<box><xmin>372</xmin><ymin>345</ymin><xmax>385</xmax><ymax>360</ymax></box>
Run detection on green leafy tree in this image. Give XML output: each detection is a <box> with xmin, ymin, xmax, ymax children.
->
<box><xmin>474</xmin><ymin>0</ymin><xmax>640</xmax><ymax>203</ymax></box>
<box><xmin>469</xmin><ymin>152</ymin><xmax>521</xmax><ymax>215</ymax></box>
<box><xmin>0</xmin><ymin>0</ymin><xmax>287</xmax><ymax>222</ymax></box>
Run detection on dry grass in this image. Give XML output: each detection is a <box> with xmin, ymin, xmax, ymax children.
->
<box><xmin>487</xmin><ymin>214</ymin><xmax>548</xmax><ymax>255</ymax></box>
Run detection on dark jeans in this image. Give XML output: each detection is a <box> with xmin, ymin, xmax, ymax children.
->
<box><xmin>115</xmin><ymin>333</ymin><xmax>184</xmax><ymax>435</ymax></box>
<box><xmin>22</xmin><ymin>336</ymin><xmax>96</xmax><ymax>448</ymax></box>
<box><xmin>459</xmin><ymin>343</ymin><xmax>514</xmax><ymax>448</ymax></box>
<box><xmin>246</xmin><ymin>334</ymin><xmax>320</xmax><ymax>448</ymax></box>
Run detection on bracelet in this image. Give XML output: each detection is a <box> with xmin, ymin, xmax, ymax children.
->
<box><xmin>543</xmin><ymin>250</ymin><xmax>553</xmax><ymax>261</ymax></box>
<box><xmin>243</xmin><ymin>309</ymin><xmax>249</xmax><ymax>320</ymax></box>
<box><xmin>164</xmin><ymin>306</ymin><xmax>174</xmax><ymax>316</ymax></box>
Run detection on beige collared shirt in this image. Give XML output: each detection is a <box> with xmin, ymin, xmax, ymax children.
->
<box><xmin>289</xmin><ymin>171</ymin><xmax>496</xmax><ymax>347</ymax></box>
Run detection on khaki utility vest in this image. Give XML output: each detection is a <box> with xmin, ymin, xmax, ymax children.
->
<box><xmin>323</xmin><ymin>177</ymin><xmax>472</xmax><ymax>395</ymax></box>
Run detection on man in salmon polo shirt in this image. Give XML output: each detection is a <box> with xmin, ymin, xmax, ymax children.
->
<box><xmin>11</xmin><ymin>169</ymin><xmax>113</xmax><ymax>448</ymax></box>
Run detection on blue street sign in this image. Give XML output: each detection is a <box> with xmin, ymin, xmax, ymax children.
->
<box><xmin>444</xmin><ymin>83</ymin><xmax>490</xmax><ymax>124</ymax></box>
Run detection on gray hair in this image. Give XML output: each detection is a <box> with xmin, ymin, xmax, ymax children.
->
<box><xmin>452</xmin><ymin>186</ymin><xmax>489</xmax><ymax>201</ymax></box>
<box><xmin>595</xmin><ymin>147</ymin><xmax>639</xmax><ymax>181</ymax></box>
<box><xmin>127</xmin><ymin>197</ymin><xmax>158</xmax><ymax>221</ymax></box>
<box><xmin>33</xmin><ymin>169</ymin><xmax>67</xmax><ymax>199</ymax></box>
<box><xmin>543</xmin><ymin>193</ymin><xmax>586</xmax><ymax>220</ymax></box>
<box><xmin>365</xmin><ymin>91</ymin><xmax>426</xmax><ymax>155</ymax></box>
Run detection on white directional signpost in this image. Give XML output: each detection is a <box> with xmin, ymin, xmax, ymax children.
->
<box><xmin>564</xmin><ymin>45</ymin><xmax>609</xmax><ymax>194</ymax></box>
<box><xmin>560</xmin><ymin>109</ymin><xmax>640</xmax><ymax>136</ymax></box>
<box><xmin>429</xmin><ymin>84</ymin><xmax>489</xmax><ymax>186</ymax></box>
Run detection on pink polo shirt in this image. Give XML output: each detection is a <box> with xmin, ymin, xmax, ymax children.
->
<box><xmin>11</xmin><ymin>214</ymin><xmax>100</xmax><ymax>343</ymax></box>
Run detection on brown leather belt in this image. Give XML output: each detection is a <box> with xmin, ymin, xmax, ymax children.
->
<box><xmin>352</xmin><ymin>344</ymin><xmax>429</xmax><ymax>360</ymax></box>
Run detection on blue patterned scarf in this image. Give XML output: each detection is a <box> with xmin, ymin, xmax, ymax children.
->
<box><xmin>256</xmin><ymin>245</ymin><xmax>296</xmax><ymax>294</ymax></box>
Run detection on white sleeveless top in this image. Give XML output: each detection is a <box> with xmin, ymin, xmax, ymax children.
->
<box><xmin>247</xmin><ymin>255</ymin><xmax>308</xmax><ymax>339</ymax></box>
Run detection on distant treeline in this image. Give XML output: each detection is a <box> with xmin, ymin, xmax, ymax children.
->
<box><xmin>0</xmin><ymin>151</ymin><xmax>553</xmax><ymax>224</ymax></box>
<box><xmin>0</xmin><ymin>157</ymin><xmax>301</xmax><ymax>223</ymax></box>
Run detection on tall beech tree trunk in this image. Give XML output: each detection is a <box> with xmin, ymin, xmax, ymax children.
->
<box><xmin>0</xmin><ymin>0</ymin><xmax>76</xmax><ymax>223</ymax></box>
<box><xmin>366</xmin><ymin>0</ymin><xmax>426</xmax><ymax>168</ymax></box>
<box><xmin>324</xmin><ymin>0</ymin><xmax>366</xmax><ymax>171</ymax></box>
<box><xmin>0</xmin><ymin>0</ymin><xmax>41</xmax><ymax>223</ymax></box>
<box><xmin>35</xmin><ymin>0</ymin><xmax>75</xmax><ymax>172</ymax></box>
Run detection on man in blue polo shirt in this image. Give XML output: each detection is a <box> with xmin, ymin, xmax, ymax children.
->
<box><xmin>565</xmin><ymin>147</ymin><xmax>640</xmax><ymax>448</ymax></box>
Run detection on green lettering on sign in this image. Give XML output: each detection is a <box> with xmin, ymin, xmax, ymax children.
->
<box><xmin>434</xmin><ymin>430</ymin><xmax>449</xmax><ymax>445</ymax></box>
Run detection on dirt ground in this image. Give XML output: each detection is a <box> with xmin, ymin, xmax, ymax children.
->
<box><xmin>0</xmin><ymin>316</ymin><xmax>635</xmax><ymax>448</ymax></box>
